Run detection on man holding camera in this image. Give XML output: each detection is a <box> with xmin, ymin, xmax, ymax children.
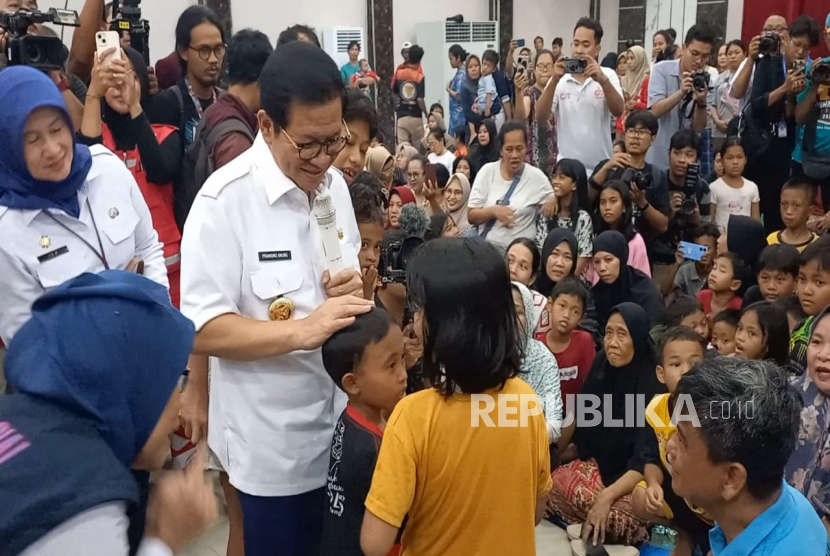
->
<box><xmin>647</xmin><ymin>23</ymin><xmax>715</xmax><ymax>172</ymax></box>
<box><xmin>652</xmin><ymin>130</ymin><xmax>711</xmax><ymax>294</ymax></box>
<box><xmin>590</xmin><ymin>110</ymin><xmax>671</xmax><ymax>257</ymax></box>
<box><xmin>794</xmin><ymin>12</ymin><xmax>830</xmax><ymax>217</ymax></box>
<box><xmin>552</xmin><ymin>17</ymin><xmax>624</xmax><ymax>174</ymax></box>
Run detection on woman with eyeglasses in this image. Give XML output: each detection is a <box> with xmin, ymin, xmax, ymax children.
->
<box><xmin>513</xmin><ymin>49</ymin><xmax>563</xmax><ymax>176</ymax></box>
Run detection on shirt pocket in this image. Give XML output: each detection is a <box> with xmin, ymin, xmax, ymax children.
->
<box><xmin>36</xmin><ymin>253</ymin><xmax>93</xmax><ymax>289</ymax></box>
<box><xmin>100</xmin><ymin>205</ymin><xmax>140</xmax><ymax>246</ymax></box>
<box><xmin>249</xmin><ymin>263</ymin><xmax>304</xmax><ymax>302</ymax></box>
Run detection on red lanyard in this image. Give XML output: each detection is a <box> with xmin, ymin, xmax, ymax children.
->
<box><xmin>185</xmin><ymin>77</ymin><xmax>217</xmax><ymax>120</ymax></box>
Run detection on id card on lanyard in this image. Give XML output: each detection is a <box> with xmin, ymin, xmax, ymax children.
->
<box><xmin>185</xmin><ymin>77</ymin><xmax>217</xmax><ymax>119</ymax></box>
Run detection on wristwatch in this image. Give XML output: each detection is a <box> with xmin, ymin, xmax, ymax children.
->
<box><xmin>639</xmin><ymin>202</ymin><xmax>651</xmax><ymax>212</ymax></box>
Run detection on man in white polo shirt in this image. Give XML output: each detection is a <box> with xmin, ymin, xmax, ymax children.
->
<box><xmin>179</xmin><ymin>42</ymin><xmax>373</xmax><ymax>555</ymax></box>
<box><xmin>553</xmin><ymin>17</ymin><xmax>625</xmax><ymax>175</ymax></box>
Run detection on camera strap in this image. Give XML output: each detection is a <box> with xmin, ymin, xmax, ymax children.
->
<box><xmin>184</xmin><ymin>77</ymin><xmax>217</xmax><ymax>120</ymax></box>
<box><xmin>479</xmin><ymin>166</ymin><xmax>524</xmax><ymax>240</ymax></box>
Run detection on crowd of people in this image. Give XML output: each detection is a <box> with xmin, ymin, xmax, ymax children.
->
<box><xmin>1</xmin><ymin>0</ymin><xmax>830</xmax><ymax>555</ymax></box>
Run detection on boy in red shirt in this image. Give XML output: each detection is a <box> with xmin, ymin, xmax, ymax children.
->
<box><xmin>536</xmin><ymin>277</ymin><xmax>596</xmax><ymax>415</ymax></box>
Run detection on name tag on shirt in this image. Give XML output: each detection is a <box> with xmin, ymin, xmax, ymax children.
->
<box><xmin>777</xmin><ymin>121</ymin><xmax>788</xmax><ymax>138</ymax></box>
<box><xmin>560</xmin><ymin>366</ymin><xmax>579</xmax><ymax>381</ymax></box>
<box><xmin>37</xmin><ymin>246</ymin><xmax>69</xmax><ymax>263</ymax></box>
<box><xmin>258</xmin><ymin>250</ymin><xmax>292</xmax><ymax>262</ymax></box>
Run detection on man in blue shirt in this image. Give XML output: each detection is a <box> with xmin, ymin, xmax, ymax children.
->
<box><xmin>666</xmin><ymin>357</ymin><xmax>829</xmax><ymax>556</ymax></box>
<box><xmin>340</xmin><ymin>40</ymin><xmax>362</xmax><ymax>86</ymax></box>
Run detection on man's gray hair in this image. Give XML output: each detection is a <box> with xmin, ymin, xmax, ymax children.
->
<box><xmin>675</xmin><ymin>356</ymin><xmax>802</xmax><ymax>500</ymax></box>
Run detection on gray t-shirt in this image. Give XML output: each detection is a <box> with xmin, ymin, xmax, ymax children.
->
<box><xmin>674</xmin><ymin>260</ymin><xmax>706</xmax><ymax>297</ymax></box>
<box><xmin>647</xmin><ymin>60</ymin><xmax>713</xmax><ymax>171</ymax></box>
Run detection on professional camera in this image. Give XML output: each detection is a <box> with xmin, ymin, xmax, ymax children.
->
<box><xmin>691</xmin><ymin>70</ymin><xmax>710</xmax><ymax>92</ymax></box>
<box><xmin>814</xmin><ymin>61</ymin><xmax>830</xmax><ymax>86</ymax></box>
<box><xmin>758</xmin><ymin>32</ymin><xmax>781</xmax><ymax>58</ymax></box>
<box><xmin>619</xmin><ymin>167</ymin><xmax>653</xmax><ymax>191</ymax></box>
<box><xmin>378</xmin><ymin>236</ymin><xmax>424</xmax><ymax>285</ymax></box>
<box><xmin>679</xmin><ymin>163</ymin><xmax>700</xmax><ymax>216</ymax></box>
<box><xmin>562</xmin><ymin>58</ymin><xmax>587</xmax><ymax>74</ymax></box>
<box><xmin>110</xmin><ymin>0</ymin><xmax>150</xmax><ymax>65</ymax></box>
<box><xmin>1</xmin><ymin>8</ymin><xmax>79</xmax><ymax>71</ymax></box>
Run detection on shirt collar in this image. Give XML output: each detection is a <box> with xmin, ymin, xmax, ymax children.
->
<box><xmin>709</xmin><ymin>482</ymin><xmax>790</xmax><ymax>555</ymax></box>
<box><xmin>667</xmin><ymin>59</ymin><xmax>682</xmax><ymax>77</ymax></box>
<box><xmin>251</xmin><ymin>133</ymin><xmax>333</xmax><ymax>206</ymax></box>
<box><xmin>21</xmin><ymin>187</ymin><xmax>89</xmax><ymax>226</ymax></box>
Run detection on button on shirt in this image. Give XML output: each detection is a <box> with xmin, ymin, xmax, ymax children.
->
<box><xmin>553</xmin><ymin>67</ymin><xmax>623</xmax><ymax>174</ymax></box>
<box><xmin>709</xmin><ymin>482</ymin><xmax>828</xmax><ymax>556</ymax></box>
<box><xmin>180</xmin><ymin>134</ymin><xmax>361</xmax><ymax>497</ymax></box>
<box><xmin>0</xmin><ymin>145</ymin><xmax>167</xmax><ymax>344</ymax></box>
<box><xmin>647</xmin><ymin>60</ymin><xmax>712</xmax><ymax>171</ymax></box>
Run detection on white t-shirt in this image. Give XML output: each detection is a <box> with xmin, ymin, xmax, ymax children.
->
<box><xmin>428</xmin><ymin>150</ymin><xmax>456</xmax><ymax>172</ymax></box>
<box><xmin>710</xmin><ymin>177</ymin><xmax>760</xmax><ymax>231</ymax></box>
<box><xmin>552</xmin><ymin>66</ymin><xmax>623</xmax><ymax>174</ymax></box>
<box><xmin>468</xmin><ymin>161</ymin><xmax>552</xmax><ymax>251</ymax></box>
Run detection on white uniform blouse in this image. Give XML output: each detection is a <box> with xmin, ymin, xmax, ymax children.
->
<box><xmin>0</xmin><ymin>145</ymin><xmax>167</xmax><ymax>344</ymax></box>
<box><xmin>180</xmin><ymin>133</ymin><xmax>360</xmax><ymax>498</ymax></box>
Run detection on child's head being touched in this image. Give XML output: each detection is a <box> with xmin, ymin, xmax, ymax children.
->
<box><xmin>657</xmin><ymin>326</ymin><xmax>705</xmax><ymax>393</ymax></box>
<box><xmin>707</xmin><ymin>253</ymin><xmax>745</xmax><ymax>296</ymax></box>
<box><xmin>711</xmin><ymin>308</ymin><xmax>740</xmax><ymax>356</ymax></box>
<box><xmin>797</xmin><ymin>235</ymin><xmax>830</xmax><ymax>317</ymax></box>
<box><xmin>322</xmin><ymin>308</ymin><xmax>408</xmax><ymax>417</ymax></box>
<box><xmin>757</xmin><ymin>244</ymin><xmax>799</xmax><ymax>302</ymax></box>
<box><xmin>734</xmin><ymin>301</ymin><xmax>790</xmax><ymax>366</ymax></box>
<box><xmin>547</xmin><ymin>277</ymin><xmax>589</xmax><ymax>338</ymax></box>
<box><xmin>665</xmin><ymin>294</ymin><xmax>709</xmax><ymax>340</ymax></box>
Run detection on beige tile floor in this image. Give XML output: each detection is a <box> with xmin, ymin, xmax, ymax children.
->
<box><xmin>178</xmin><ymin>514</ymin><xmax>574</xmax><ymax>556</ymax></box>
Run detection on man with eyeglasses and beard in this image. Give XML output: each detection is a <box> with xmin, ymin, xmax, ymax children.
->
<box><xmin>179</xmin><ymin>41</ymin><xmax>373</xmax><ymax>556</ymax></box>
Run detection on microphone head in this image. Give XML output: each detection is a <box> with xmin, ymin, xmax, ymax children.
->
<box><xmin>399</xmin><ymin>204</ymin><xmax>429</xmax><ymax>239</ymax></box>
<box><xmin>313</xmin><ymin>193</ymin><xmax>335</xmax><ymax>221</ymax></box>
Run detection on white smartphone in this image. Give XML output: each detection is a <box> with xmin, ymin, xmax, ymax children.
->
<box><xmin>95</xmin><ymin>30</ymin><xmax>121</xmax><ymax>66</ymax></box>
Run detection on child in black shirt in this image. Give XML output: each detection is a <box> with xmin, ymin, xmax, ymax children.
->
<box><xmin>320</xmin><ymin>308</ymin><xmax>408</xmax><ymax>556</ymax></box>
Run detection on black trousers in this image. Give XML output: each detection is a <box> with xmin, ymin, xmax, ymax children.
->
<box><xmin>792</xmin><ymin>161</ymin><xmax>830</xmax><ymax>212</ymax></box>
<box><xmin>746</xmin><ymin>139</ymin><xmax>792</xmax><ymax>234</ymax></box>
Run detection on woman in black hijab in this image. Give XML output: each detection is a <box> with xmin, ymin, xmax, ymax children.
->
<box><xmin>591</xmin><ymin>230</ymin><xmax>665</xmax><ymax>340</ymax></box>
<box><xmin>469</xmin><ymin>119</ymin><xmax>500</xmax><ymax>169</ymax></box>
<box><xmin>460</xmin><ymin>54</ymin><xmax>483</xmax><ymax>142</ymax></box>
<box><xmin>548</xmin><ymin>302</ymin><xmax>661</xmax><ymax>547</ymax></box>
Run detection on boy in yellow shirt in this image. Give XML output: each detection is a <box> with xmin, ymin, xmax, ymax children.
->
<box><xmin>632</xmin><ymin>326</ymin><xmax>713</xmax><ymax>556</ymax></box>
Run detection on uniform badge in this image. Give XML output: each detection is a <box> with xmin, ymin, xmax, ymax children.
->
<box><xmin>108</xmin><ymin>207</ymin><xmax>120</xmax><ymax>219</ymax></box>
<box><xmin>269</xmin><ymin>297</ymin><xmax>295</xmax><ymax>321</ymax></box>
<box><xmin>39</xmin><ymin>235</ymin><xmax>51</xmax><ymax>249</ymax></box>
<box><xmin>337</xmin><ymin>229</ymin><xmax>344</xmax><ymax>240</ymax></box>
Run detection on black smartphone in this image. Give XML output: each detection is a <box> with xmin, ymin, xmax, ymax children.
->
<box><xmin>425</xmin><ymin>163</ymin><xmax>438</xmax><ymax>184</ymax></box>
<box><xmin>562</xmin><ymin>58</ymin><xmax>588</xmax><ymax>74</ymax></box>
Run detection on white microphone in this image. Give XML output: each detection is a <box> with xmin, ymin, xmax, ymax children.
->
<box><xmin>313</xmin><ymin>193</ymin><xmax>345</xmax><ymax>276</ymax></box>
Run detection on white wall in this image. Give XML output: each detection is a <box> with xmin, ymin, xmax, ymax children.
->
<box><xmin>42</xmin><ymin>0</ymin><xmax>194</xmax><ymax>65</ymax></box>
<box><xmin>726</xmin><ymin>0</ymin><xmax>744</xmax><ymax>42</ymax></box>
<box><xmin>600</xmin><ymin>0</ymin><xmax>620</xmax><ymax>54</ymax></box>
<box><xmin>513</xmin><ymin>0</ymin><xmax>591</xmax><ymax>55</ymax></box>
<box><xmin>232</xmin><ymin>0</ymin><xmax>366</xmax><ymax>47</ymax></box>
<box><xmin>393</xmin><ymin>0</ymin><xmax>489</xmax><ymax>55</ymax></box>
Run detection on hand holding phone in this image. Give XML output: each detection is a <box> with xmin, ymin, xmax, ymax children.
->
<box><xmin>516</xmin><ymin>39</ymin><xmax>526</xmax><ymax>47</ymax></box>
<box><xmin>679</xmin><ymin>241</ymin><xmax>708</xmax><ymax>262</ymax></box>
<box><xmin>95</xmin><ymin>31</ymin><xmax>121</xmax><ymax>67</ymax></box>
<box><xmin>424</xmin><ymin>163</ymin><xmax>438</xmax><ymax>184</ymax></box>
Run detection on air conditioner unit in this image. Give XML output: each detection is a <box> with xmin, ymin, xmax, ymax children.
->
<box><xmin>321</xmin><ymin>26</ymin><xmax>366</xmax><ymax>70</ymax></box>
<box><xmin>416</xmin><ymin>21</ymin><xmax>499</xmax><ymax>117</ymax></box>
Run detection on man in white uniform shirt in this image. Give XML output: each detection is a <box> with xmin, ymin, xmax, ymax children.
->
<box><xmin>179</xmin><ymin>42</ymin><xmax>372</xmax><ymax>555</ymax></box>
<box><xmin>553</xmin><ymin>17</ymin><xmax>625</xmax><ymax>175</ymax></box>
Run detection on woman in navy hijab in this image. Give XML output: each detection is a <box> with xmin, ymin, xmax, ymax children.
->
<box><xmin>0</xmin><ymin>66</ymin><xmax>167</xmax><ymax>346</ymax></box>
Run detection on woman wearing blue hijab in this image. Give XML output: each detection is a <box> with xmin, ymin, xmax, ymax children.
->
<box><xmin>0</xmin><ymin>66</ymin><xmax>167</xmax><ymax>346</ymax></box>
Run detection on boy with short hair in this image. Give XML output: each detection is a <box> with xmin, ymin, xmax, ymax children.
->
<box><xmin>476</xmin><ymin>53</ymin><xmax>501</xmax><ymax>120</ymax></box>
<box><xmin>698</xmin><ymin>253</ymin><xmax>744</xmax><ymax>322</ymax></box>
<box><xmin>756</xmin><ymin>244</ymin><xmax>800</xmax><ymax>302</ymax></box>
<box><xmin>710</xmin><ymin>308</ymin><xmax>740</xmax><ymax>356</ymax></box>
<box><xmin>789</xmin><ymin>235</ymin><xmax>830</xmax><ymax>376</ymax></box>
<box><xmin>350</xmin><ymin>176</ymin><xmax>386</xmax><ymax>301</ymax></box>
<box><xmin>536</xmin><ymin>277</ymin><xmax>595</xmax><ymax>415</ymax></box>
<box><xmin>320</xmin><ymin>309</ymin><xmax>408</xmax><ymax>556</ymax></box>
<box><xmin>665</xmin><ymin>294</ymin><xmax>709</xmax><ymax>340</ymax></box>
<box><xmin>633</xmin><ymin>326</ymin><xmax>712</xmax><ymax>556</ymax></box>
<box><xmin>673</xmin><ymin>223</ymin><xmax>720</xmax><ymax>298</ymax></box>
<box><xmin>768</xmin><ymin>178</ymin><xmax>819</xmax><ymax>252</ymax></box>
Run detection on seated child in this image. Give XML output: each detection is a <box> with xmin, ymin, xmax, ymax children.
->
<box><xmin>768</xmin><ymin>178</ymin><xmax>819</xmax><ymax>252</ymax></box>
<box><xmin>665</xmin><ymin>294</ymin><xmax>709</xmax><ymax>341</ymax></box>
<box><xmin>789</xmin><ymin>235</ymin><xmax>830</xmax><ymax>376</ymax></box>
<box><xmin>698</xmin><ymin>253</ymin><xmax>745</xmax><ymax>326</ymax></box>
<box><xmin>320</xmin><ymin>308</ymin><xmax>407</xmax><ymax>556</ymax></box>
<box><xmin>535</xmin><ymin>277</ymin><xmax>596</xmax><ymax>416</ymax></box>
<box><xmin>734</xmin><ymin>301</ymin><xmax>790</xmax><ymax>367</ymax></box>
<box><xmin>754</xmin><ymin>244</ymin><xmax>799</xmax><ymax>303</ymax></box>
<box><xmin>710</xmin><ymin>308</ymin><xmax>740</xmax><ymax>356</ymax></box>
<box><xmin>673</xmin><ymin>223</ymin><xmax>720</xmax><ymax>298</ymax></box>
<box><xmin>776</xmin><ymin>295</ymin><xmax>807</xmax><ymax>335</ymax></box>
<box><xmin>633</xmin><ymin>326</ymin><xmax>712</xmax><ymax>556</ymax></box>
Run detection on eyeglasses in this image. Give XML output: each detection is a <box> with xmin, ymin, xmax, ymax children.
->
<box><xmin>281</xmin><ymin>121</ymin><xmax>351</xmax><ymax>161</ymax></box>
<box><xmin>625</xmin><ymin>128</ymin><xmax>652</xmax><ymax>138</ymax></box>
<box><xmin>536</xmin><ymin>63</ymin><xmax>554</xmax><ymax>71</ymax></box>
<box><xmin>406</xmin><ymin>172</ymin><xmax>423</xmax><ymax>180</ymax></box>
<box><xmin>188</xmin><ymin>44</ymin><xmax>227</xmax><ymax>61</ymax></box>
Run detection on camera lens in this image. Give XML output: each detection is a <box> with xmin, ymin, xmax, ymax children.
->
<box><xmin>682</xmin><ymin>197</ymin><xmax>696</xmax><ymax>215</ymax></box>
<box><xmin>25</xmin><ymin>41</ymin><xmax>45</xmax><ymax>64</ymax></box>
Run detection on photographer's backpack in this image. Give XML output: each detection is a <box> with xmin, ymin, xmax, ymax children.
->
<box><xmin>727</xmin><ymin>102</ymin><xmax>772</xmax><ymax>163</ymax></box>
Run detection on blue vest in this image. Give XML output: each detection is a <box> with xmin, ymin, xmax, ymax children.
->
<box><xmin>0</xmin><ymin>395</ymin><xmax>138</xmax><ymax>556</ymax></box>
